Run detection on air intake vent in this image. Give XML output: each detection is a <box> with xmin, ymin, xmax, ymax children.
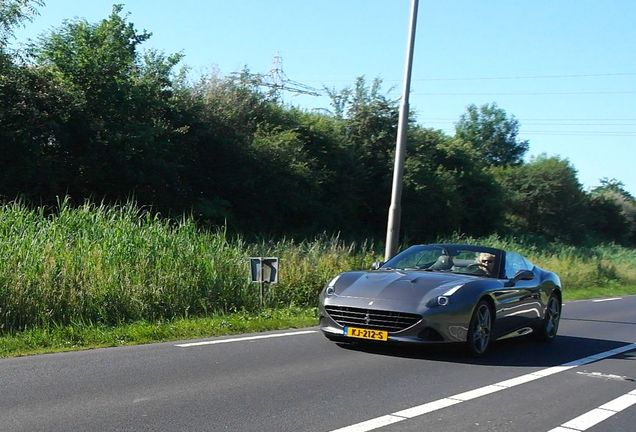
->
<box><xmin>324</xmin><ymin>306</ymin><xmax>421</xmax><ymax>333</ymax></box>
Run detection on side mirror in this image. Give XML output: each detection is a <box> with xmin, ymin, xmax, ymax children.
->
<box><xmin>505</xmin><ymin>269</ymin><xmax>534</xmax><ymax>286</ymax></box>
<box><xmin>371</xmin><ymin>261</ymin><xmax>384</xmax><ymax>270</ymax></box>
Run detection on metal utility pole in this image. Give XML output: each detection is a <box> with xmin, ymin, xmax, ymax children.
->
<box><xmin>384</xmin><ymin>0</ymin><xmax>419</xmax><ymax>261</ymax></box>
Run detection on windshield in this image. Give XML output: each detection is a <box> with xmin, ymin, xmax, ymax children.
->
<box><xmin>381</xmin><ymin>245</ymin><xmax>501</xmax><ymax>278</ymax></box>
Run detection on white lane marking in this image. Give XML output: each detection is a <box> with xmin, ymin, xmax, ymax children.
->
<box><xmin>328</xmin><ymin>343</ymin><xmax>636</xmax><ymax>432</ymax></box>
<box><xmin>532</xmin><ymin>365</ymin><xmax>576</xmax><ymax>376</ymax></box>
<box><xmin>175</xmin><ymin>330</ymin><xmax>318</xmax><ymax>347</ymax></box>
<box><xmin>330</xmin><ymin>415</ymin><xmax>405</xmax><ymax>432</ymax></box>
<box><xmin>562</xmin><ymin>409</ymin><xmax>616</xmax><ymax>430</ymax></box>
<box><xmin>600</xmin><ymin>393</ymin><xmax>636</xmax><ymax>411</ymax></box>
<box><xmin>451</xmin><ymin>384</ymin><xmax>504</xmax><ymax>401</ymax></box>
<box><xmin>592</xmin><ymin>298</ymin><xmax>622</xmax><ymax>302</ymax></box>
<box><xmin>494</xmin><ymin>373</ymin><xmax>542</xmax><ymax>388</ymax></box>
<box><xmin>392</xmin><ymin>398</ymin><xmax>461</xmax><ymax>418</ymax></box>
<box><xmin>547</xmin><ymin>389</ymin><xmax>636</xmax><ymax>431</ymax></box>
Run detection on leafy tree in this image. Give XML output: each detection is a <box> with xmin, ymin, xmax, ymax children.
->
<box><xmin>343</xmin><ymin>77</ymin><xmax>399</xmax><ymax>165</ymax></box>
<box><xmin>31</xmin><ymin>5</ymin><xmax>186</xmax><ymax>208</ymax></box>
<box><xmin>586</xmin><ymin>194</ymin><xmax>630</xmax><ymax>244</ymax></box>
<box><xmin>267</xmin><ymin>108</ymin><xmax>360</xmax><ymax>234</ymax></box>
<box><xmin>244</xmin><ymin>124</ymin><xmax>317</xmax><ymax>231</ymax></box>
<box><xmin>326</xmin><ymin>77</ymin><xmax>400</xmax><ymax>234</ymax></box>
<box><xmin>180</xmin><ymin>72</ymin><xmax>279</xmax><ymax>229</ymax></box>
<box><xmin>402</xmin><ymin>128</ymin><xmax>503</xmax><ymax>241</ymax></box>
<box><xmin>593</xmin><ymin>178</ymin><xmax>636</xmax><ymax>202</ymax></box>
<box><xmin>0</xmin><ymin>62</ymin><xmax>79</xmax><ymax>201</ymax></box>
<box><xmin>0</xmin><ymin>0</ymin><xmax>43</xmax><ymax>47</ymax></box>
<box><xmin>324</xmin><ymin>85</ymin><xmax>350</xmax><ymax>119</ymax></box>
<box><xmin>401</xmin><ymin>129</ymin><xmax>463</xmax><ymax>239</ymax></box>
<box><xmin>588</xmin><ymin>178</ymin><xmax>636</xmax><ymax>245</ymax></box>
<box><xmin>455</xmin><ymin>103</ymin><xmax>529</xmax><ymax>166</ymax></box>
<box><xmin>493</xmin><ymin>155</ymin><xmax>587</xmax><ymax>242</ymax></box>
<box><xmin>4</xmin><ymin>2</ymin><xmax>626</xmax><ymax>249</ymax></box>
<box><xmin>0</xmin><ymin>0</ymin><xmax>76</xmax><ymax>201</ymax></box>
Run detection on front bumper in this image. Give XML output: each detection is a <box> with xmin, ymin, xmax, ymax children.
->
<box><xmin>318</xmin><ymin>305</ymin><xmax>470</xmax><ymax>344</ymax></box>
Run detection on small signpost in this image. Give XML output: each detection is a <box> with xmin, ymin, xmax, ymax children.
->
<box><xmin>249</xmin><ymin>257</ymin><xmax>279</xmax><ymax>306</ymax></box>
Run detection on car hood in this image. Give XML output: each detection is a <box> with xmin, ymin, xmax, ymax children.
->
<box><xmin>332</xmin><ymin>270</ymin><xmax>477</xmax><ymax>303</ymax></box>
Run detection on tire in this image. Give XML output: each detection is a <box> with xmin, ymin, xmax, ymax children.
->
<box><xmin>466</xmin><ymin>300</ymin><xmax>493</xmax><ymax>357</ymax></box>
<box><xmin>534</xmin><ymin>294</ymin><xmax>561</xmax><ymax>342</ymax></box>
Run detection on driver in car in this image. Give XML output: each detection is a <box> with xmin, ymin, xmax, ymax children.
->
<box><xmin>475</xmin><ymin>252</ymin><xmax>497</xmax><ymax>277</ymax></box>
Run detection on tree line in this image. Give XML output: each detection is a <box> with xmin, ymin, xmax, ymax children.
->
<box><xmin>2</xmin><ymin>3</ymin><xmax>635</xmax><ymax>246</ymax></box>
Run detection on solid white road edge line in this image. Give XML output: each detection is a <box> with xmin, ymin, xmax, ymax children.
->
<box><xmin>328</xmin><ymin>342</ymin><xmax>636</xmax><ymax>432</ymax></box>
<box><xmin>592</xmin><ymin>298</ymin><xmax>622</xmax><ymax>302</ymax></box>
<box><xmin>175</xmin><ymin>295</ymin><xmax>627</xmax><ymax>348</ymax></box>
<box><xmin>174</xmin><ymin>330</ymin><xmax>318</xmax><ymax>347</ymax></box>
<box><xmin>546</xmin><ymin>388</ymin><xmax>636</xmax><ymax>432</ymax></box>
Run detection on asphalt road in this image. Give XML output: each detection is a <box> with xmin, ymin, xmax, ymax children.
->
<box><xmin>1</xmin><ymin>296</ymin><xmax>635</xmax><ymax>432</ymax></box>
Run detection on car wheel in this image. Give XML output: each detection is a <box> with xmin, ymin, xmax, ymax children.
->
<box><xmin>466</xmin><ymin>300</ymin><xmax>492</xmax><ymax>357</ymax></box>
<box><xmin>534</xmin><ymin>294</ymin><xmax>561</xmax><ymax>342</ymax></box>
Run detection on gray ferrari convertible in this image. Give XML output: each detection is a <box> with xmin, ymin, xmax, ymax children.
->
<box><xmin>318</xmin><ymin>244</ymin><xmax>562</xmax><ymax>356</ymax></box>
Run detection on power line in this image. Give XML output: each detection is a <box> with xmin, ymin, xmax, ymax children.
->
<box><xmin>411</xmin><ymin>72</ymin><xmax>636</xmax><ymax>82</ymax></box>
<box><xmin>411</xmin><ymin>91</ymin><xmax>636</xmax><ymax>96</ymax></box>
<box><xmin>301</xmin><ymin>71</ymin><xmax>636</xmax><ymax>84</ymax></box>
<box><xmin>423</xmin><ymin>120</ymin><xmax>636</xmax><ymax>127</ymax></box>
<box><xmin>528</xmin><ymin>123</ymin><xmax>636</xmax><ymax>127</ymax></box>
<box><xmin>431</xmin><ymin>128</ymin><xmax>636</xmax><ymax>137</ymax></box>
<box><xmin>521</xmin><ymin>131</ymin><xmax>636</xmax><ymax>136</ymax></box>
<box><xmin>423</xmin><ymin>117</ymin><xmax>636</xmax><ymax>121</ymax></box>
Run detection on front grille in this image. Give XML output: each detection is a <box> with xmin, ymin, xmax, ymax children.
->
<box><xmin>324</xmin><ymin>305</ymin><xmax>421</xmax><ymax>333</ymax></box>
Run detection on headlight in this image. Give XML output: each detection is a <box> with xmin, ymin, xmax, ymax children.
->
<box><xmin>428</xmin><ymin>284</ymin><xmax>463</xmax><ymax>307</ymax></box>
<box><xmin>325</xmin><ymin>275</ymin><xmax>341</xmax><ymax>296</ymax></box>
<box><xmin>427</xmin><ymin>295</ymin><xmax>450</xmax><ymax>307</ymax></box>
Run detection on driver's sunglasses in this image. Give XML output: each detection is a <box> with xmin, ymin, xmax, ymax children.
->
<box><xmin>481</xmin><ymin>259</ymin><xmax>494</xmax><ymax>264</ymax></box>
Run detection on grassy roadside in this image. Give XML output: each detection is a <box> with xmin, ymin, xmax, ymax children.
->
<box><xmin>2</xmin><ymin>288</ymin><xmax>635</xmax><ymax>358</ymax></box>
<box><xmin>0</xmin><ymin>307</ymin><xmax>318</xmax><ymax>358</ymax></box>
<box><xmin>561</xmin><ymin>284</ymin><xmax>636</xmax><ymax>301</ymax></box>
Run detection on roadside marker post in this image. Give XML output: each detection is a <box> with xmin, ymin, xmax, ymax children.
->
<box><xmin>249</xmin><ymin>257</ymin><xmax>279</xmax><ymax>307</ymax></box>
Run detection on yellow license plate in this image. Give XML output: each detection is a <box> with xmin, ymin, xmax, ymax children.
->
<box><xmin>344</xmin><ymin>326</ymin><xmax>388</xmax><ymax>341</ymax></box>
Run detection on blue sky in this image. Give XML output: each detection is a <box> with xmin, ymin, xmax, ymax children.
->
<box><xmin>12</xmin><ymin>0</ymin><xmax>636</xmax><ymax>195</ymax></box>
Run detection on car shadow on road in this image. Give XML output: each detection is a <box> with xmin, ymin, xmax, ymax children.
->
<box><xmin>334</xmin><ymin>335</ymin><xmax>636</xmax><ymax>367</ymax></box>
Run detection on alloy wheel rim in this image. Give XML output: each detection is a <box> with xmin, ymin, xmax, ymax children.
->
<box><xmin>472</xmin><ymin>304</ymin><xmax>491</xmax><ymax>353</ymax></box>
<box><xmin>545</xmin><ymin>297</ymin><xmax>560</xmax><ymax>337</ymax></box>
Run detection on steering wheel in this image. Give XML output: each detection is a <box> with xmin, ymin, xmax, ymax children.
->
<box><xmin>466</xmin><ymin>263</ymin><xmax>484</xmax><ymax>272</ymax></box>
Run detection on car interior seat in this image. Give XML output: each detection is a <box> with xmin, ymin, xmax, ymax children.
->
<box><xmin>428</xmin><ymin>254</ymin><xmax>453</xmax><ymax>270</ymax></box>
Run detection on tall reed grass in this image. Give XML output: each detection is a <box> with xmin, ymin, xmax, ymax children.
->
<box><xmin>0</xmin><ymin>200</ymin><xmax>250</xmax><ymax>331</ymax></box>
<box><xmin>0</xmin><ymin>201</ymin><xmax>634</xmax><ymax>333</ymax></box>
